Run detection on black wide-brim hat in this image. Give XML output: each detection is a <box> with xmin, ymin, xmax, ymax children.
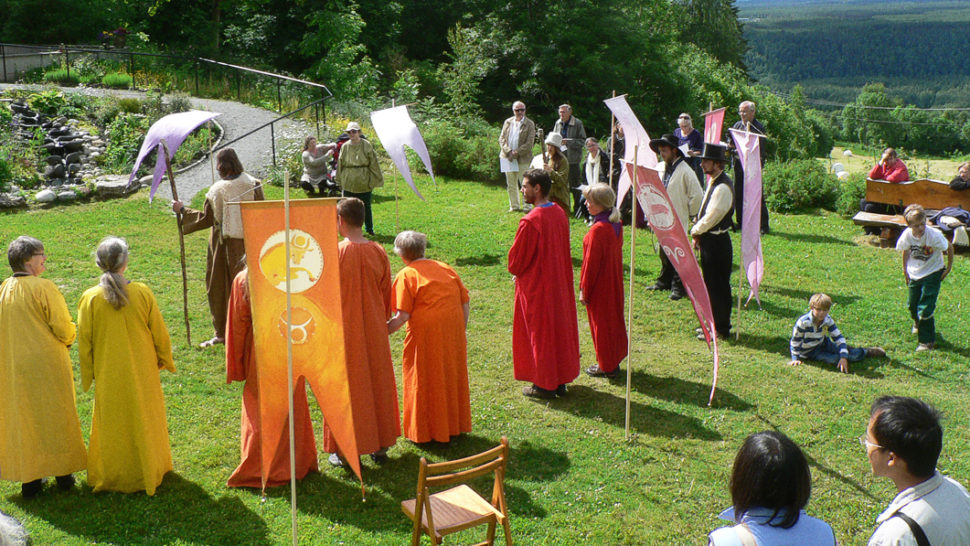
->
<box><xmin>699</xmin><ymin>142</ymin><xmax>729</xmax><ymax>162</ymax></box>
<box><xmin>648</xmin><ymin>133</ymin><xmax>683</xmax><ymax>156</ymax></box>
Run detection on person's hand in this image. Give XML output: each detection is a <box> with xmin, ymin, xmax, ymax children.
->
<box><xmin>543</xmin><ymin>163</ymin><xmax>552</xmax><ymax>172</ymax></box>
<box><xmin>172</xmin><ymin>200</ymin><xmax>184</xmax><ymax>213</ymax></box>
<box><xmin>837</xmin><ymin>357</ymin><xmax>850</xmax><ymax>374</ymax></box>
<box><xmin>510</xmin><ymin>150</ymin><xmax>518</xmax><ymax>159</ymax></box>
<box><xmin>691</xmin><ymin>236</ymin><xmax>700</xmax><ymax>251</ymax></box>
<box><xmin>579</xmin><ymin>289</ymin><xmax>586</xmax><ymax>306</ymax></box>
<box><xmin>789</xmin><ymin>359</ymin><xmax>802</xmax><ymax>367</ymax></box>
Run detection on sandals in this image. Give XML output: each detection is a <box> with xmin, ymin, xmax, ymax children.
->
<box><xmin>199</xmin><ymin>337</ymin><xmax>225</xmax><ymax>348</ymax></box>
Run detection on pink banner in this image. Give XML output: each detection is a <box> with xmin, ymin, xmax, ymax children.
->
<box><xmin>728</xmin><ymin>128</ymin><xmax>764</xmax><ymax>305</ymax></box>
<box><xmin>604</xmin><ymin>96</ymin><xmax>658</xmax><ymax>206</ymax></box>
<box><xmin>626</xmin><ymin>163</ymin><xmax>721</xmax><ymax>405</ymax></box>
<box><xmin>703</xmin><ymin>107</ymin><xmax>726</xmax><ymax>144</ymax></box>
<box><xmin>129</xmin><ymin>110</ymin><xmax>221</xmax><ymax>202</ymax></box>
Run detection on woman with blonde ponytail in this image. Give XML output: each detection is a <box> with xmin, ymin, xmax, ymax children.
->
<box><xmin>78</xmin><ymin>237</ymin><xmax>176</xmax><ymax>495</ymax></box>
<box><xmin>579</xmin><ymin>184</ymin><xmax>628</xmax><ymax>378</ymax></box>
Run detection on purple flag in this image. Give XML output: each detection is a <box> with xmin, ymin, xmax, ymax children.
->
<box><xmin>128</xmin><ymin>110</ymin><xmax>221</xmax><ymax>202</ymax></box>
<box><xmin>369</xmin><ymin>105</ymin><xmax>434</xmax><ymax>201</ymax></box>
<box><xmin>728</xmin><ymin>128</ymin><xmax>764</xmax><ymax>305</ymax></box>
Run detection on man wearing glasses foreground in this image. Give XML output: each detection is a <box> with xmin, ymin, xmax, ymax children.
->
<box><xmin>863</xmin><ymin>396</ymin><xmax>970</xmax><ymax>545</ymax></box>
<box><xmin>498</xmin><ymin>101</ymin><xmax>536</xmax><ymax>212</ymax></box>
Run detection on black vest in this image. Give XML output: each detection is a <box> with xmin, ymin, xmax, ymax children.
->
<box><xmin>698</xmin><ymin>171</ymin><xmax>734</xmax><ymax>233</ymax></box>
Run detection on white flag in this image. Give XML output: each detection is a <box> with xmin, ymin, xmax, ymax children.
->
<box><xmin>369</xmin><ymin>106</ymin><xmax>435</xmax><ymax>201</ymax></box>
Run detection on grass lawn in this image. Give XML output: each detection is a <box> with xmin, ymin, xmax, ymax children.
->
<box><xmin>1</xmin><ymin>174</ymin><xmax>968</xmax><ymax>544</ymax></box>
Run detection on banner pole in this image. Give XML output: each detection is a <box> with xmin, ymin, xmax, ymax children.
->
<box><xmin>608</xmin><ymin>91</ymin><xmax>616</xmax><ymax>189</ymax></box>
<box><xmin>283</xmin><ymin>169</ymin><xmax>298</xmax><ymax>546</ymax></box>
<box><xmin>161</xmin><ymin>140</ymin><xmax>192</xmax><ymax>347</ymax></box>
<box><xmin>624</xmin><ymin>146</ymin><xmax>638</xmax><ymax>440</ymax></box>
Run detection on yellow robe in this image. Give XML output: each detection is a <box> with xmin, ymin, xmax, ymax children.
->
<box><xmin>0</xmin><ymin>275</ymin><xmax>87</xmax><ymax>483</ymax></box>
<box><xmin>78</xmin><ymin>282</ymin><xmax>175</xmax><ymax>495</ymax></box>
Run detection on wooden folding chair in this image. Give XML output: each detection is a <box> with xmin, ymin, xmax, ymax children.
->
<box><xmin>401</xmin><ymin>437</ymin><xmax>512</xmax><ymax>545</ymax></box>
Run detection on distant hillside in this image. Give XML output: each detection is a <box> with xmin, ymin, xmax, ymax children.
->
<box><xmin>739</xmin><ymin>0</ymin><xmax>970</xmax><ymax>108</ymax></box>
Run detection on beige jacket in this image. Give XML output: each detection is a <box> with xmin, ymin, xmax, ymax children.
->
<box><xmin>499</xmin><ymin>116</ymin><xmax>536</xmax><ymax>166</ymax></box>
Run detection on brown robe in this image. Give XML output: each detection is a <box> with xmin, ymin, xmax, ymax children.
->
<box><xmin>181</xmin><ymin>179</ymin><xmax>264</xmax><ymax>338</ymax></box>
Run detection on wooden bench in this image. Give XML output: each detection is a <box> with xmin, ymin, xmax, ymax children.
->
<box><xmin>852</xmin><ymin>178</ymin><xmax>970</xmax><ymax>246</ymax></box>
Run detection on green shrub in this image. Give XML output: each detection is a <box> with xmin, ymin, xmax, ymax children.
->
<box><xmin>102</xmin><ymin>72</ymin><xmax>133</xmax><ymax>89</ymax></box>
<box><xmin>167</xmin><ymin>93</ymin><xmax>193</xmax><ymax>114</ymax></box>
<box><xmin>835</xmin><ymin>172</ymin><xmax>868</xmax><ymax>217</ymax></box>
<box><xmin>42</xmin><ymin>68</ymin><xmax>80</xmax><ymax>86</ymax></box>
<box><xmin>102</xmin><ymin>113</ymin><xmax>149</xmax><ymax>173</ymax></box>
<box><xmin>117</xmin><ymin>98</ymin><xmax>142</xmax><ymax>114</ymax></box>
<box><xmin>762</xmin><ymin>159</ymin><xmax>839</xmax><ymax>213</ymax></box>
<box><xmin>27</xmin><ymin>89</ymin><xmax>68</xmax><ymax>116</ymax></box>
<box><xmin>421</xmin><ymin>117</ymin><xmax>500</xmax><ymax>183</ymax></box>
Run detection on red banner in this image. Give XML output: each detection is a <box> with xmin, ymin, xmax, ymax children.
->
<box><xmin>626</xmin><ymin>163</ymin><xmax>721</xmax><ymax>404</ymax></box>
<box><xmin>704</xmin><ymin>107</ymin><xmax>726</xmax><ymax>144</ymax></box>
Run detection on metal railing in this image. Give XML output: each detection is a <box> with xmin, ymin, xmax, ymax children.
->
<box><xmin>1</xmin><ymin>42</ymin><xmax>334</xmax><ymax>167</ymax></box>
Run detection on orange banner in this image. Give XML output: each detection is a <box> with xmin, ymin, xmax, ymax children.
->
<box><xmin>240</xmin><ymin>199</ymin><xmax>363</xmax><ymax>485</ymax></box>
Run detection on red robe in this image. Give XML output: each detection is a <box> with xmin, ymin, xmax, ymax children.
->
<box><xmin>580</xmin><ymin>220</ymin><xmax>628</xmax><ymax>372</ymax></box>
<box><xmin>323</xmin><ymin>240</ymin><xmax>401</xmax><ymax>454</ymax></box>
<box><xmin>225</xmin><ymin>271</ymin><xmax>318</xmax><ymax>488</ymax></box>
<box><xmin>508</xmin><ymin>202</ymin><xmax>580</xmax><ymax>390</ymax></box>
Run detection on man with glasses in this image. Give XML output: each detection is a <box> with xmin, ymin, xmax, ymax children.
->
<box><xmin>863</xmin><ymin>396</ymin><xmax>970</xmax><ymax>545</ymax></box>
<box><xmin>730</xmin><ymin>101</ymin><xmax>770</xmax><ymax>234</ymax></box>
<box><xmin>552</xmin><ymin>104</ymin><xmax>587</xmax><ymax>218</ymax></box>
<box><xmin>499</xmin><ymin>101</ymin><xmax>536</xmax><ymax>212</ymax></box>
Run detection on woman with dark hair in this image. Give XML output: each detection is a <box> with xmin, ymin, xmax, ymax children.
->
<box><xmin>0</xmin><ymin>236</ymin><xmax>87</xmax><ymax>499</ymax></box>
<box><xmin>78</xmin><ymin>237</ymin><xmax>175</xmax><ymax>495</ymax></box>
<box><xmin>708</xmin><ymin>431</ymin><xmax>837</xmax><ymax>545</ymax></box>
<box><xmin>172</xmin><ymin>148</ymin><xmax>264</xmax><ymax>348</ymax></box>
<box><xmin>300</xmin><ymin>135</ymin><xmax>336</xmax><ymax>195</ymax></box>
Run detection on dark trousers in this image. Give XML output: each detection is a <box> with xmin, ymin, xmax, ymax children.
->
<box><xmin>657</xmin><ymin>251</ymin><xmax>684</xmax><ymax>294</ymax></box>
<box><xmin>734</xmin><ymin>161</ymin><xmax>769</xmax><ymax>231</ymax></box>
<box><xmin>568</xmin><ymin>162</ymin><xmax>586</xmax><ymax>217</ymax></box>
<box><xmin>909</xmin><ymin>269</ymin><xmax>943</xmax><ymax>344</ymax></box>
<box><xmin>344</xmin><ymin>190</ymin><xmax>374</xmax><ymax>234</ymax></box>
<box><xmin>699</xmin><ymin>232</ymin><xmax>733</xmax><ymax>336</ymax></box>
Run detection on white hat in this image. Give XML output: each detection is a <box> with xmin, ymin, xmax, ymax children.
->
<box><xmin>346</xmin><ymin>121</ymin><xmax>361</xmax><ymax>132</ymax></box>
<box><xmin>545</xmin><ymin>132</ymin><xmax>563</xmax><ymax>148</ymax></box>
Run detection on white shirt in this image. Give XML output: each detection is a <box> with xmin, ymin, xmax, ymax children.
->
<box><xmin>895</xmin><ymin>225</ymin><xmax>949</xmax><ymax>280</ymax></box>
<box><xmin>508</xmin><ymin>119</ymin><xmax>522</xmax><ymax>152</ymax></box>
<box><xmin>869</xmin><ymin>472</ymin><xmax>970</xmax><ymax>546</ymax></box>
<box><xmin>691</xmin><ymin>175</ymin><xmax>733</xmax><ymax>237</ymax></box>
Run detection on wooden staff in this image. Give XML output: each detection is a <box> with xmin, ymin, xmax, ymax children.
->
<box><xmin>161</xmin><ymin>140</ymin><xmax>192</xmax><ymax>346</ymax></box>
<box><xmin>624</xmin><ymin>145</ymin><xmax>638</xmax><ymax>439</ymax></box>
<box><xmin>538</xmin><ymin>128</ymin><xmax>548</xmax><ymax>165</ymax></box>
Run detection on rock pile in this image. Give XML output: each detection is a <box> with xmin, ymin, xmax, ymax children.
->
<box><xmin>5</xmin><ymin>101</ymin><xmax>136</xmax><ymax>207</ymax></box>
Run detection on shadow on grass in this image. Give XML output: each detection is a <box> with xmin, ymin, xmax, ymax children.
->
<box><xmin>15</xmin><ymin>473</ymin><xmax>269</xmax><ymax>543</ymax></box>
<box><xmin>287</xmin><ymin>435</ymin><xmax>548</xmax><ymax>531</ymax></box>
<box><xmin>626</xmin><ymin>370</ymin><xmax>752</xmax><ymax>411</ymax></box>
<box><xmin>745</xmin><ymin>297</ymin><xmax>801</xmax><ymax>319</ymax></box>
<box><xmin>772</xmin><ymin>230</ymin><xmax>855</xmax><ymax>247</ymax></box>
<box><xmin>761</xmin><ymin>284</ymin><xmax>861</xmax><ymax>306</ymax></box>
<box><xmin>455</xmin><ymin>254</ymin><xmax>502</xmax><ymax>267</ymax></box>
<box><xmin>801</xmin><ymin>356</ymin><xmax>887</xmax><ymax>379</ymax></box>
<box><xmin>545</xmin><ymin>385</ymin><xmax>722</xmax><ymax>441</ymax></box>
<box><xmin>729</xmin><ymin>332</ymin><xmax>791</xmax><ymax>355</ymax></box>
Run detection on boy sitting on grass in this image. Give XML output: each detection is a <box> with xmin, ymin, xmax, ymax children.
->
<box><xmin>789</xmin><ymin>293</ymin><xmax>886</xmax><ymax>373</ymax></box>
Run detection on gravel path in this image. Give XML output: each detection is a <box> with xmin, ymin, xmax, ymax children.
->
<box><xmin>1</xmin><ymin>84</ymin><xmax>314</xmax><ymax>202</ymax></box>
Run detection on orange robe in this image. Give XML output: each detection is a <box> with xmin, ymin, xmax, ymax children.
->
<box><xmin>580</xmin><ymin>220</ymin><xmax>628</xmax><ymax>372</ymax></box>
<box><xmin>392</xmin><ymin>260</ymin><xmax>471</xmax><ymax>443</ymax></box>
<box><xmin>323</xmin><ymin>240</ymin><xmax>401</xmax><ymax>454</ymax></box>
<box><xmin>224</xmin><ymin>271</ymin><xmax>318</xmax><ymax>488</ymax></box>
<box><xmin>508</xmin><ymin>203</ymin><xmax>581</xmax><ymax>390</ymax></box>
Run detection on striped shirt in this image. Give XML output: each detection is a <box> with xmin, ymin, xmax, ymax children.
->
<box><xmin>790</xmin><ymin>312</ymin><xmax>847</xmax><ymax>360</ymax></box>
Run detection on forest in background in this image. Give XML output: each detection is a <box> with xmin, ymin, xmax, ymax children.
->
<box><xmin>740</xmin><ymin>0</ymin><xmax>970</xmax><ymax>108</ymax></box>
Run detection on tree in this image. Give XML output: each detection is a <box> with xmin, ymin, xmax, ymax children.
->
<box><xmin>674</xmin><ymin>0</ymin><xmax>748</xmax><ymax>70</ymax></box>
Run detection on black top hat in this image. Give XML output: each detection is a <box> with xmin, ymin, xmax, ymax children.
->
<box><xmin>648</xmin><ymin>133</ymin><xmax>684</xmax><ymax>157</ymax></box>
<box><xmin>699</xmin><ymin>142</ymin><xmax>729</xmax><ymax>162</ymax></box>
